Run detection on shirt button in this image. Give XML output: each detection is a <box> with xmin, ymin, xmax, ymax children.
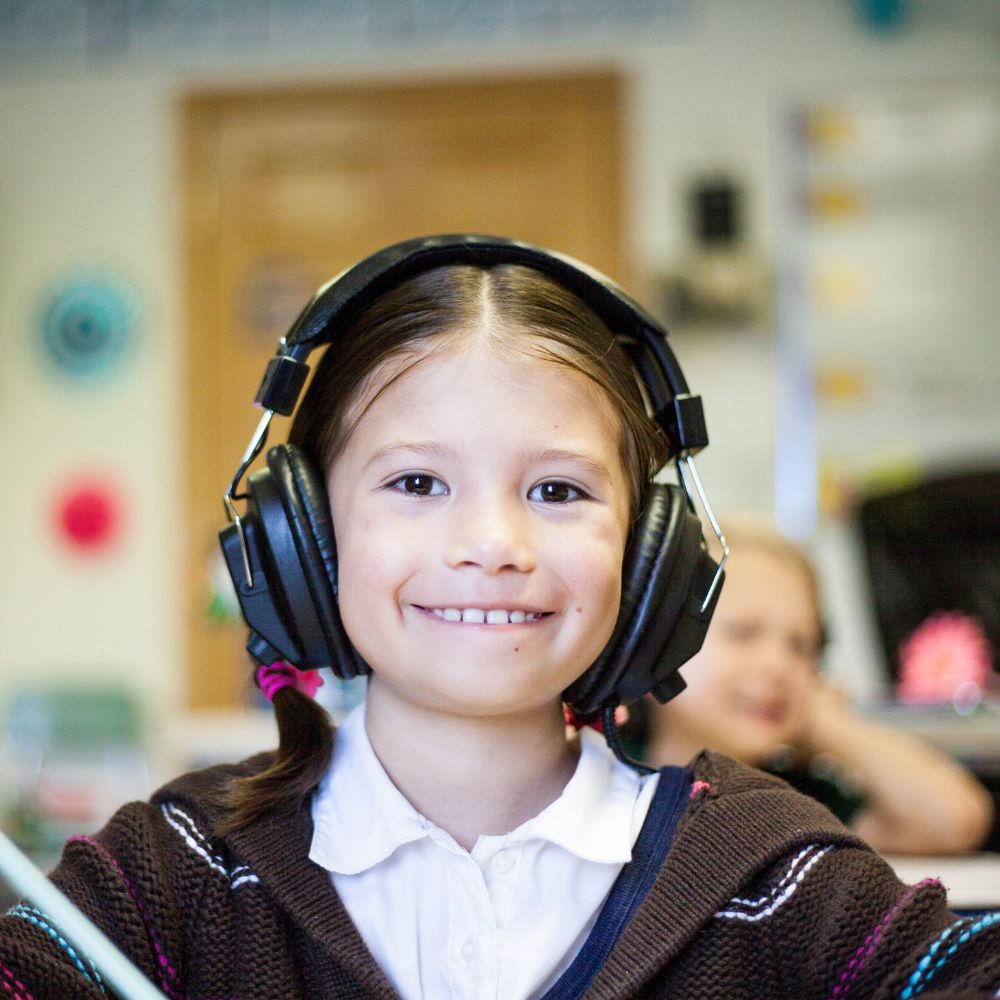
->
<box><xmin>460</xmin><ymin>939</ymin><xmax>476</xmax><ymax>961</ymax></box>
<box><xmin>491</xmin><ymin>850</ymin><xmax>514</xmax><ymax>874</ymax></box>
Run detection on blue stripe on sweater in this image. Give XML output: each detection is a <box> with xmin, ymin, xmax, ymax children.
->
<box><xmin>540</xmin><ymin>765</ymin><xmax>691</xmax><ymax>1000</ymax></box>
<box><xmin>7</xmin><ymin>904</ymin><xmax>106</xmax><ymax>992</ymax></box>
<box><xmin>900</xmin><ymin>910</ymin><xmax>1000</xmax><ymax>998</ymax></box>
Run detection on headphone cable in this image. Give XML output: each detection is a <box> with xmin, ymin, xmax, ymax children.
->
<box><xmin>601</xmin><ymin>704</ymin><xmax>656</xmax><ymax>776</ymax></box>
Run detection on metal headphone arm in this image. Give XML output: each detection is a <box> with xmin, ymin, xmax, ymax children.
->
<box><xmin>223</xmin><ymin>337</ymin><xmax>313</xmax><ymax>587</ymax></box>
<box><xmin>634</xmin><ymin>328</ymin><xmax>729</xmax><ymax>608</ymax></box>
<box><xmin>678</xmin><ymin>453</ymin><xmax>729</xmax><ymax>612</ymax></box>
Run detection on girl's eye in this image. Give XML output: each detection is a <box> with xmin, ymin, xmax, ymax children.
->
<box><xmin>722</xmin><ymin>620</ymin><xmax>759</xmax><ymax>643</ymax></box>
<box><xmin>389</xmin><ymin>474</ymin><xmax>447</xmax><ymax>497</ymax></box>
<box><xmin>788</xmin><ymin>634</ymin><xmax>821</xmax><ymax>661</ymax></box>
<box><xmin>529</xmin><ymin>480</ymin><xmax>586</xmax><ymax>504</ymax></box>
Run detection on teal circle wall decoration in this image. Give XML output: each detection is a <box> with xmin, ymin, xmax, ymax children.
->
<box><xmin>37</xmin><ymin>269</ymin><xmax>142</xmax><ymax>383</ymax></box>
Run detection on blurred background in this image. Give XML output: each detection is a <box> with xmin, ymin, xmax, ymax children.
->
<box><xmin>1</xmin><ymin>0</ymin><xmax>998</xmax><ymax>866</ymax></box>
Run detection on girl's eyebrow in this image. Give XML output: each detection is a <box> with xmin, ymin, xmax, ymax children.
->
<box><xmin>525</xmin><ymin>448</ymin><xmax>615</xmax><ymax>482</ymax></box>
<box><xmin>363</xmin><ymin>443</ymin><xmax>613</xmax><ymax>481</ymax></box>
<box><xmin>362</xmin><ymin>441</ymin><xmax>458</xmax><ymax>471</ymax></box>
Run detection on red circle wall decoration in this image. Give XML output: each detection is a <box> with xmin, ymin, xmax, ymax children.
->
<box><xmin>52</xmin><ymin>477</ymin><xmax>125</xmax><ymax>555</ymax></box>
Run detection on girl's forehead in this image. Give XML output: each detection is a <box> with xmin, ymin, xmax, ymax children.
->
<box><xmin>347</xmin><ymin>332</ymin><xmax>619</xmax><ymax>421</ymax></box>
<box><xmin>726</xmin><ymin>547</ymin><xmax>821</xmax><ymax>622</ymax></box>
<box><xmin>731</xmin><ymin>546</ymin><xmax>808</xmax><ymax>587</ymax></box>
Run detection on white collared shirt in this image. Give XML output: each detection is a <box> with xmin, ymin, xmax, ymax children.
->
<box><xmin>310</xmin><ymin>705</ymin><xmax>659</xmax><ymax>1000</ymax></box>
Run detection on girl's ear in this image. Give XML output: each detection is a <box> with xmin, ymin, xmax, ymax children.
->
<box><xmin>562</xmin><ymin>482</ymin><xmax>724</xmax><ymax>717</ymax></box>
<box><xmin>219</xmin><ymin>443</ymin><xmax>368</xmax><ymax>681</ymax></box>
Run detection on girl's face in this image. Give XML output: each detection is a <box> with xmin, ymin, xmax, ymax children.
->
<box><xmin>327</xmin><ymin>336</ymin><xmax>631</xmax><ymax>721</ymax></box>
<box><xmin>658</xmin><ymin>546</ymin><xmax>821</xmax><ymax>764</ymax></box>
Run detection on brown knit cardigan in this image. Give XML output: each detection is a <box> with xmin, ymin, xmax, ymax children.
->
<box><xmin>1</xmin><ymin>750</ymin><xmax>998</xmax><ymax>999</ymax></box>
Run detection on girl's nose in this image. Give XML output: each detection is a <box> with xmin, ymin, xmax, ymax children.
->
<box><xmin>754</xmin><ymin>633</ymin><xmax>804</xmax><ymax>681</ymax></box>
<box><xmin>444</xmin><ymin>499</ymin><xmax>536</xmax><ymax>574</ymax></box>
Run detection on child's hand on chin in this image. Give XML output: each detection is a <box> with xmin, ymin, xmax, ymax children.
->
<box><xmin>797</xmin><ymin>676</ymin><xmax>857</xmax><ymax>760</ymax></box>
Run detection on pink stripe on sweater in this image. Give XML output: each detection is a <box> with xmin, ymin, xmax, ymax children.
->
<box><xmin>689</xmin><ymin>780</ymin><xmax>712</xmax><ymax>799</ymax></box>
<box><xmin>67</xmin><ymin>835</ymin><xmax>182</xmax><ymax>996</ymax></box>
<box><xmin>0</xmin><ymin>961</ymin><xmax>34</xmax><ymax>1000</ymax></box>
<box><xmin>828</xmin><ymin>878</ymin><xmax>939</xmax><ymax>998</ymax></box>
<box><xmin>66</xmin><ymin>836</ymin><xmax>242</xmax><ymax>1000</ymax></box>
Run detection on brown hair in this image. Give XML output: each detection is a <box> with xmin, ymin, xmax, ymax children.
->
<box><xmin>220</xmin><ymin>263</ymin><xmax>671</xmax><ymax>831</ymax></box>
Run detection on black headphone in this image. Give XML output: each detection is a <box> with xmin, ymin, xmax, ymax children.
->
<box><xmin>219</xmin><ymin>235</ymin><xmax>726</xmax><ymax>718</ymax></box>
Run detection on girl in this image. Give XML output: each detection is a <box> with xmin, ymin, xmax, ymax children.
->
<box><xmin>1</xmin><ymin>236</ymin><xmax>998</xmax><ymax>999</ymax></box>
<box><xmin>645</xmin><ymin>520</ymin><xmax>995</xmax><ymax>855</ymax></box>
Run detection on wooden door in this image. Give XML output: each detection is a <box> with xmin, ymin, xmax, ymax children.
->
<box><xmin>182</xmin><ymin>71</ymin><xmax>626</xmax><ymax>709</ymax></box>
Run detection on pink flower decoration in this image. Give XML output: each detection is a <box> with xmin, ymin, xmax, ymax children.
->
<box><xmin>897</xmin><ymin>611</ymin><xmax>993</xmax><ymax>704</ymax></box>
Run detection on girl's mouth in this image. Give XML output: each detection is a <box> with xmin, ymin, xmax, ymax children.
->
<box><xmin>418</xmin><ymin>606</ymin><xmax>550</xmax><ymax>625</ymax></box>
<box><xmin>740</xmin><ymin>700</ymin><xmax>788</xmax><ymax>725</ymax></box>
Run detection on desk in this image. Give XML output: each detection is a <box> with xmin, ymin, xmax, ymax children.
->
<box><xmin>863</xmin><ymin>702</ymin><xmax>1000</xmax><ymax>771</ymax></box>
<box><xmin>864</xmin><ymin>702</ymin><xmax>1000</xmax><ymax>854</ymax></box>
<box><xmin>883</xmin><ymin>853</ymin><xmax>1000</xmax><ymax>910</ymax></box>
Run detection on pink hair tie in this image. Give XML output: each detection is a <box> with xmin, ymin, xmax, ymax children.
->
<box><xmin>563</xmin><ymin>704</ymin><xmax>630</xmax><ymax>732</ymax></box>
<box><xmin>256</xmin><ymin>661</ymin><xmax>324</xmax><ymax>703</ymax></box>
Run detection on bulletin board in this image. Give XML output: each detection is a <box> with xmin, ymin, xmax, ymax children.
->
<box><xmin>774</xmin><ymin>84</ymin><xmax>1000</xmax><ymax>533</ymax></box>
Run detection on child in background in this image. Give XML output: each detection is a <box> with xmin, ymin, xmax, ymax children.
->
<box><xmin>646</xmin><ymin>518</ymin><xmax>995</xmax><ymax>855</ymax></box>
<box><xmin>2</xmin><ymin>237</ymin><xmax>998</xmax><ymax>998</ymax></box>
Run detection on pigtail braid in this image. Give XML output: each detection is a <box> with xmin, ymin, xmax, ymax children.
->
<box><xmin>217</xmin><ymin>686</ymin><xmax>333</xmax><ymax>833</ymax></box>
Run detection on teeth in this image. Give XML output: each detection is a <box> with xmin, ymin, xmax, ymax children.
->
<box><xmin>429</xmin><ymin>607</ymin><xmax>540</xmax><ymax>624</ymax></box>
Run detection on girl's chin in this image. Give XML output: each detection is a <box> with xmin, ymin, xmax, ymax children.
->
<box><xmin>724</xmin><ymin>722</ymin><xmax>794</xmax><ymax>764</ymax></box>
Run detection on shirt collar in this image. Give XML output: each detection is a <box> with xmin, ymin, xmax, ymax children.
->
<box><xmin>516</xmin><ymin>726</ymin><xmax>644</xmax><ymax>864</ymax></box>
<box><xmin>309</xmin><ymin>705</ymin><xmax>646</xmax><ymax>875</ymax></box>
<box><xmin>310</xmin><ymin>704</ymin><xmax>431</xmax><ymax>875</ymax></box>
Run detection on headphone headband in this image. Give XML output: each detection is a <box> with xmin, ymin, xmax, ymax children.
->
<box><xmin>253</xmin><ymin>236</ymin><xmax>706</xmax><ymax>460</ymax></box>
<box><xmin>286</xmin><ymin>235</ymin><xmax>682</xmax><ymax>372</ymax></box>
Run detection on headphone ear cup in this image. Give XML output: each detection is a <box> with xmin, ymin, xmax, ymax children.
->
<box><xmin>247</xmin><ymin>444</ymin><xmax>366</xmax><ymax>679</ymax></box>
<box><xmin>622</xmin><ymin>488</ymin><xmax>720</xmax><ymax>703</ymax></box>
<box><xmin>562</xmin><ymin>483</ymin><xmax>721</xmax><ymax>715</ymax></box>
